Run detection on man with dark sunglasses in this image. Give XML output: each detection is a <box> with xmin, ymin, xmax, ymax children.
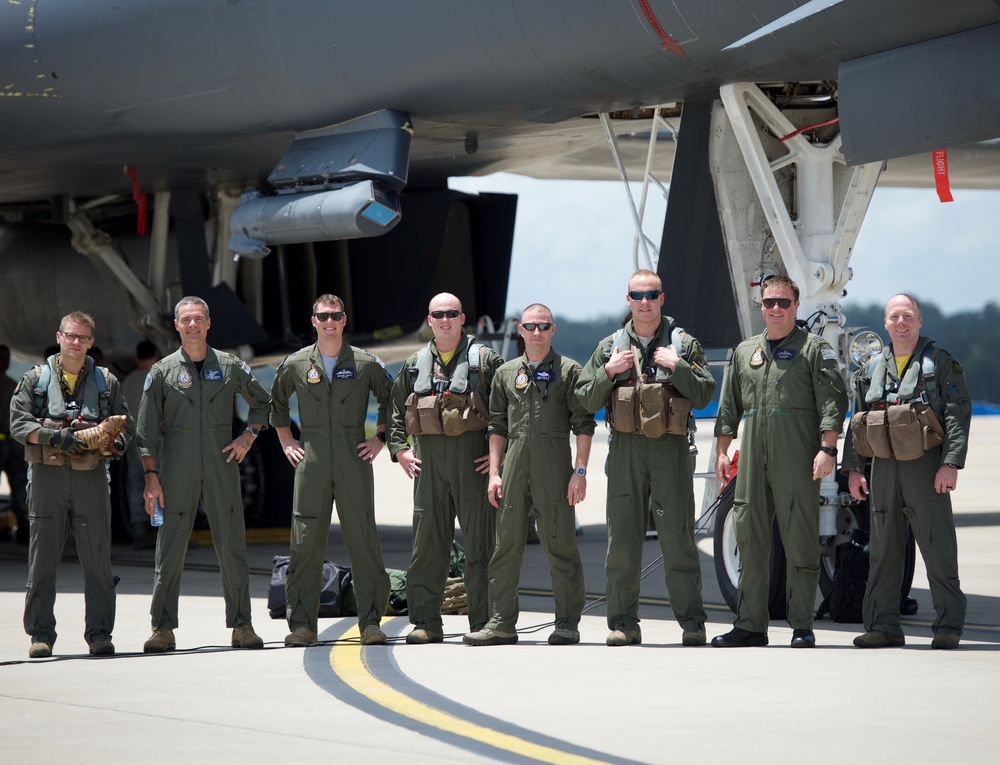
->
<box><xmin>388</xmin><ymin>292</ymin><xmax>503</xmax><ymax>643</ymax></box>
<box><xmin>576</xmin><ymin>269</ymin><xmax>715</xmax><ymax>648</ymax></box>
<box><xmin>713</xmin><ymin>275</ymin><xmax>848</xmax><ymax>648</ymax></box>
<box><xmin>269</xmin><ymin>294</ymin><xmax>393</xmax><ymax>647</ymax></box>
<box><xmin>465</xmin><ymin>303</ymin><xmax>595</xmax><ymax>646</ymax></box>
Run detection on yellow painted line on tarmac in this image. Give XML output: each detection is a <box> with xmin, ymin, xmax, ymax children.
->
<box><xmin>329</xmin><ymin>624</ymin><xmax>615</xmax><ymax>765</ymax></box>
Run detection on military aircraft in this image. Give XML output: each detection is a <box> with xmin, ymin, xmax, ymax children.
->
<box><xmin>1</xmin><ymin>1</ymin><xmax>998</xmax><ymax>590</ymax></box>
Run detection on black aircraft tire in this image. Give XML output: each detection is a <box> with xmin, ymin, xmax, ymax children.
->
<box><xmin>713</xmin><ymin>482</ymin><xmax>788</xmax><ymax>619</ymax></box>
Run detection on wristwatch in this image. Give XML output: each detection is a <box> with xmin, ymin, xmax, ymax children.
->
<box><xmin>574</xmin><ymin>466</ymin><xmax>587</xmax><ymax>477</ymax></box>
<box><xmin>245</xmin><ymin>426</ymin><xmax>260</xmax><ymax>438</ymax></box>
<box><xmin>376</xmin><ymin>430</ymin><xmax>387</xmax><ymax>443</ymax></box>
<box><xmin>819</xmin><ymin>445</ymin><xmax>837</xmax><ymax>457</ymax></box>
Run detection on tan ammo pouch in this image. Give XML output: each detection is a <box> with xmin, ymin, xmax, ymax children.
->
<box><xmin>611</xmin><ymin>385</ymin><xmax>640</xmax><ymax>434</ymax></box>
<box><xmin>24</xmin><ymin>419</ymin><xmax>103</xmax><ymax>471</ymax></box>
<box><xmin>613</xmin><ymin>382</ymin><xmax>691</xmax><ymax>438</ymax></box>
<box><xmin>439</xmin><ymin>391</ymin><xmax>490</xmax><ymax>436</ymax></box>
<box><xmin>849</xmin><ymin>410</ymin><xmax>891</xmax><ymax>459</ymax></box>
<box><xmin>404</xmin><ymin>392</ymin><xmax>424</xmax><ymax>435</ymax></box>
<box><xmin>408</xmin><ymin>393</ymin><xmax>444</xmax><ymax>436</ymax></box>
<box><xmin>639</xmin><ymin>382</ymin><xmax>691</xmax><ymax>438</ymax></box>
<box><xmin>851</xmin><ymin>403</ymin><xmax>945</xmax><ymax>461</ymax></box>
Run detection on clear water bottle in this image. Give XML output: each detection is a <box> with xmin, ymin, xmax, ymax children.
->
<box><xmin>151</xmin><ymin>500</ymin><xmax>164</xmax><ymax>527</ymax></box>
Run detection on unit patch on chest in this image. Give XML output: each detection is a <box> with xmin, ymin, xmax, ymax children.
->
<box><xmin>515</xmin><ymin>370</ymin><xmax>529</xmax><ymax>390</ymax></box>
<box><xmin>307</xmin><ymin>366</ymin><xmax>322</xmax><ymax>384</ymax></box>
<box><xmin>177</xmin><ymin>365</ymin><xmax>193</xmax><ymax>388</ymax></box>
<box><xmin>749</xmin><ymin>348</ymin><xmax>764</xmax><ymax>368</ymax></box>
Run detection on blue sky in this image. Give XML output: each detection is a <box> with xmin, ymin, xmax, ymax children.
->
<box><xmin>450</xmin><ymin>173</ymin><xmax>1000</xmax><ymax>321</ymax></box>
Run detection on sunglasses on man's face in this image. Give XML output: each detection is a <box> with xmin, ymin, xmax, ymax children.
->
<box><xmin>430</xmin><ymin>309</ymin><xmax>462</xmax><ymax>319</ymax></box>
<box><xmin>314</xmin><ymin>311</ymin><xmax>345</xmax><ymax>322</ymax></box>
<box><xmin>521</xmin><ymin>322</ymin><xmax>553</xmax><ymax>332</ymax></box>
<box><xmin>628</xmin><ymin>290</ymin><xmax>662</xmax><ymax>301</ymax></box>
<box><xmin>761</xmin><ymin>298</ymin><xmax>793</xmax><ymax>309</ymax></box>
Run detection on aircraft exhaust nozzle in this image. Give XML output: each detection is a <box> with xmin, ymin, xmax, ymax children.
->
<box><xmin>228</xmin><ymin>180</ymin><xmax>401</xmax><ymax>259</ymax></box>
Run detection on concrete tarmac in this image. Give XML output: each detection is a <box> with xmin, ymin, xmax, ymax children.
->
<box><xmin>1</xmin><ymin>418</ymin><xmax>998</xmax><ymax>765</ymax></box>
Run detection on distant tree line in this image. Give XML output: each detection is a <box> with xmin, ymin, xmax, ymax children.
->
<box><xmin>548</xmin><ymin>301</ymin><xmax>1000</xmax><ymax>405</ymax></box>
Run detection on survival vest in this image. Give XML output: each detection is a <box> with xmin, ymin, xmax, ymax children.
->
<box><xmin>405</xmin><ymin>336</ymin><xmax>490</xmax><ymax>436</ymax></box>
<box><xmin>604</xmin><ymin>320</ymin><xmax>692</xmax><ymax>437</ymax></box>
<box><xmin>25</xmin><ymin>355</ymin><xmax>112</xmax><ymax>469</ymax></box>
<box><xmin>849</xmin><ymin>339</ymin><xmax>945</xmax><ymax>461</ymax></box>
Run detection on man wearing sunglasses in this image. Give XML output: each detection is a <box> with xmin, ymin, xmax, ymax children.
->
<box><xmin>388</xmin><ymin>292</ymin><xmax>503</xmax><ymax>643</ymax></box>
<box><xmin>10</xmin><ymin>312</ymin><xmax>134</xmax><ymax>658</ymax></box>
<box><xmin>576</xmin><ymin>269</ymin><xmax>716</xmax><ymax>648</ymax></box>
<box><xmin>464</xmin><ymin>303</ymin><xmax>595</xmax><ymax>646</ymax></box>
<box><xmin>138</xmin><ymin>296</ymin><xmax>271</xmax><ymax>653</ymax></box>
<box><xmin>713</xmin><ymin>275</ymin><xmax>848</xmax><ymax>648</ymax></box>
<box><xmin>269</xmin><ymin>294</ymin><xmax>393</xmax><ymax>647</ymax></box>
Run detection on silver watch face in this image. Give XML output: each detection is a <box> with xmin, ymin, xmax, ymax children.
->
<box><xmin>575</xmin><ymin>467</ymin><xmax>586</xmax><ymax>476</ymax></box>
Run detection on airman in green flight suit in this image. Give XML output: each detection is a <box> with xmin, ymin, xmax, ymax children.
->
<box><xmin>576</xmin><ymin>269</ymin><xmax>715</xmax><ymax>648</ymax></box>
<box><xmin>138</xmin><ymin>296</ymin><xmax>270</xmax><ymax>653</ymax></box>
<box><xmin>270</xmin><ymin>294</ymin><xmax>393</xmax><ymax>647</ymax></box>
<box><xmin>464</xmin><ymin>303</ymin><xmax>595</xmax><ymax>647</ymax></box>
<box><xmin>713</xmin><ymin>275</ymin><xmax>848</xmax><ymax>649</ymax></box>
<box><xmin>388</xmin><ymin>292</ymin><xmax>502</xmax><ymax>644</ymax></box>
<box><xmin>11</xmin><ymin>311</ymin><xmax>134</xmax><ymax>658</ymax></box>
<box><xmin>844</xmin><ymin>293</ymin><xmax>970</xmax><ymax>649</ymax></box>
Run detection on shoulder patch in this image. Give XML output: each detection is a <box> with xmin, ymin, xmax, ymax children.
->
<box><xmin>143</xmin><ymin>371</ymin><xmax>153</xmax><ymax>391</ymax></box>
<box><xmin>241</xmin><ymin>361</ymin><xmax>252</xmax><ymax>374</ymax></box>
<box><xmin>821</xmin><ymin>348</ymin><xmax>837</xmax><ymax>361</ymax></box>
<box><xmin>952</xmin><ymin>360</ymin><xmax>964</xmax><ymax>375</ymax></box>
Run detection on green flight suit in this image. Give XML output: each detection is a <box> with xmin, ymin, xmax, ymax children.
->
<box><xmin>576</xmin><ymin>317</ymin><xmax>715</xmax><ymax>633</ymax></box>
<box><xmin>485</xmin><ymin>349</ymin><xmax>595</xmax><ymax>633</ymax></box>
<box><xmin>269</xmin><ymin>343</ymin><xmax>393</xmax><ymax>633</ymax></box>
<box><xmin>388</xmin><ymin>336</ymin><xmax>502</xmax><ymax>632</ymax></box>
<box><xmin>841</xmin><ymin>336</ymin><xmax>970</xmax><ymax>639</ymax></box>
<box><xmin>10</xmin><ymin>355</ymin><xmax>134</xmax><ymax>648</ymax></box>
<box><xmin>136</xmin><ymin>347</ymin><xmax>269</xmax><ymax>630</ymax></box>
<box><xmin>715</xmin><ymin>326</ymin><xmax>848</xmax><ymax>632</ymax></box>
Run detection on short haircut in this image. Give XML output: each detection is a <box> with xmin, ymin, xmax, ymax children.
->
<box><xmin>174</xmin><ymin>296</ymin><xmax>210</xmax><ymax>321</ymax></box>
<box><xmin>312</xmin><ymin>294</ymin><xmax>345</xmax><ymax>313</ymax></box>
<box><xmin>521</xmin><ymin>303</ymin><xmax>554</xmax><ymax>322</ymax></box>
<box><xmin>761</xmin><ymin>274</ymin><xmax>800</xmax><ymax>301</ymax></box>
<box><xmin>59</xmin><ymin>311</ymin><xmax>96</xmax><ymax>335</ymax></box>
<box><xmin>628</xmin><ymin>269</ymin><xmax>661</xmax><ymax>289</ymax></box>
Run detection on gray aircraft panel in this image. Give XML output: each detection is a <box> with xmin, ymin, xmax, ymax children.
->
<box><xmin>3</xmin><ymin>0</ymin><xmax>1000</xmax><ymax>208</ymax></box>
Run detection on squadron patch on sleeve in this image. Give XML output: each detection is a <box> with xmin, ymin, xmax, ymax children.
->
<box><xmin>821</xmin><ymin>348</ymin><xmax>837</xmax><ymax>361</ymax></box>
<box><xmin>143</xmin><ymin>372</ymin><xmax>153</xmax><ymax>391</ymax></box>
<box><xmin>241</xmin><ymin>361</ymin><xmax>252</xmax><ymax>374</ymax></box>
<box><xmin>952</xmin><ymin>360</ymin><xmax>964</xmax><ymax>375</ymax></box>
